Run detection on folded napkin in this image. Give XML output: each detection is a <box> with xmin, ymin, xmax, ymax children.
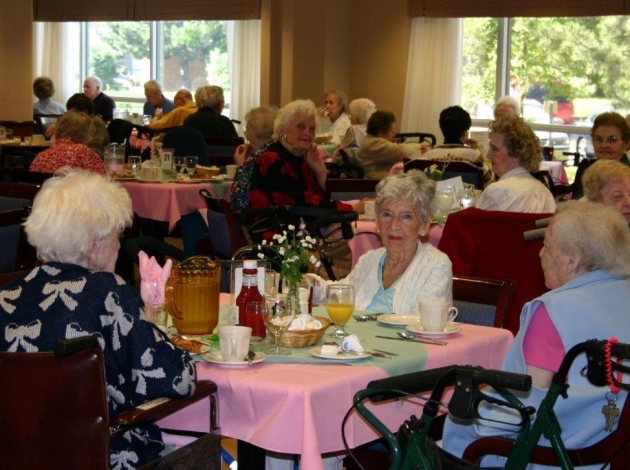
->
<box><xmin>288</xmin><ymin>314</ymin><xmax>323</xmax><ymax>331</ymax></box>
<box><xmin>139</xmin><ymin>251</ymin><xmax>172</xmax><ymax>323</ymax></box>
<box><xmin>342</xmin><ymin>334</ymin><xmax>365</xmax><ymax>354</ymax></box>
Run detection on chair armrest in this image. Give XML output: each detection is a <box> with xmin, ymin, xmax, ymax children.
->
<box><xmin>113</xmin><ymin>380</ymin><xmax>217</xmax><ymax>428</ymax></box>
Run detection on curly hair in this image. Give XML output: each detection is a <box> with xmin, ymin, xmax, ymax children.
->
<box><xmin>375</xmin><ymin>170</ymin><xmax>437</xmax><ymax>227</ymax></box>
<box><xmin>349</xmin><ymin>98</ymin><xmax>377</xmax><ymax>124</ymax></box>
<box><xmin>489</xmin><ymin>115</ymin><xmax>542</xmax><ymax>172</ymax></box>
<box><xmin>582</xmin><ymin>159</ymin><xmax>630</xmax><ymax>202</ymax></box>
<box><xmin>33</xmin><ymin>76</ymin><xmax>55</xmax><ymax>100</ymax></box>
<box><xmin>272</xmin><ymin>100</ymin><xmax>317</xmax><ymax>140</ymax></box>
<box><xmin>194</xmin><ymin>85</ymin><xmax>225</xmax><ymax>109</ymax></box>
<box><xmin>66</xmin><ymin>93</ymin><xmax>95</xmax><ymax>114</ymax></box>
<box><xmin>367</xmin><ymin>110</ymin><xmax>396</xmax><ymax>137</ymax></box>
<box><xmin>591</xmin><ymin>112</ymin><xmax>630</xmax><ymax>143</ymax></box>
<box><xmin>245</xmin><ymin>106</ymin><xmax>278</xmax><ymax>141</ymax></box>
<box><xmin>54</xmin><ymin>110</ymin><xmax>95</xmax><ymax>144</ymax></box>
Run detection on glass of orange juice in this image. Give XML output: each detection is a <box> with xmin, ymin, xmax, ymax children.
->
<box><xmin>326</xmin><ymin>284</ymin><xmax>355</xmax><ymax>338</ymax></box>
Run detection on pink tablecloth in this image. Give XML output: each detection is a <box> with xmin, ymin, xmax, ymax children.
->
<box><xmin>158</xmin><ymin>317</ymin><xmax>513</xmax><ymax>470</ymax></box>
<box><xmin>349</xmin><ymin>219</ymin><xmax>444</xmax><ymax>267</ymax></box>
<box><xmin>120</xmin><ymin>181</ymin><xmax>225</xmax><ymax>231</ymax></box>
<box><xmin>540</xmin><ymin>160</ymin><xmax>568</xmax><ymax>185</ymax></box>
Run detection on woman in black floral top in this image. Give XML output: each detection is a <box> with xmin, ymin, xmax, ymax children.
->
<box><xmin>0</xmin><ymin>169</ymin><xmax>195</xmax><ymax>469</ymax></box>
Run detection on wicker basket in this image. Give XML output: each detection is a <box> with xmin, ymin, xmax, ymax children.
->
<box><xmin>279</xmin><ymin>316</ymin><xmax>331</xmax><ymax>348</ymax></box>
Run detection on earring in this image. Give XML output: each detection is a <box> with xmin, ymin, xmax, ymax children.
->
<box><xmin>281</xmin><ymin>134</ymin><xmax>287</xmax><ymax>141</ymax></box>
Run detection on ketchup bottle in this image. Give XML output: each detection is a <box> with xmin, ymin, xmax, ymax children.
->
<box><xmin>236</xmin><ymin>260</ymin><xmax>263</xmax><ymax>330</ymax></box>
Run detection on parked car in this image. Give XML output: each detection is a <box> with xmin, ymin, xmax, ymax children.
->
<box><xmin>522</xmin><ymin>99</ymin><xmax>570</xmax><ymax>152</ymax></box>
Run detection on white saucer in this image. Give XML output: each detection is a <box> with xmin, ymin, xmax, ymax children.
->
<box><xmin>200</xmin><ymin>351</ymin><xmax>266</xmax><ymax>367</ymax></box>
<box><xmin>377</xmin><ymin>313</ymin><xmax>421</xmax><ymax>327</ymax></box>
<box><xmin>406</xmin><ymin>323</ymin><xmax>462</xmax><ymax>336</ymax></box>
<box><xmin>309</xmin><ymin>347</ymin><xmax>371</xmax><ymax>360</ymax></box>
<box><xmin>174</xmin><ymin>179</ymin><xmax>203</xmax><ymax>184</ymax></box>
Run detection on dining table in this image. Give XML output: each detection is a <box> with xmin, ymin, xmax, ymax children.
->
<box><xmin>119</xmin><ymin>179</ymin><xmax>232</xmax><ymax>232</ymax></box>
<box><xmin>158</xmin><ymin>295</ymin><xmax>514</xmax><ymax>470</ymax></box>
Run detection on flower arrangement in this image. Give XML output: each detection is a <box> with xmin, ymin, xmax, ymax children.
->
<box><xmin>257</xmin><ymin>221</ymin><xmax>321</xmax><ymax>286</ymax></box>
<box><xmin>425</xmin><ymin>160</ymin><xmax>450</xmax><ymax>181</ymax></box>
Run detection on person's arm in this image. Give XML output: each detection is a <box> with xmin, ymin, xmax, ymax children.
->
<box><xmin>523</xmin><ymin>303</ymin><xmax>564</xmax><ymax>388</ymax></box>
<box><xmin>305</xmin><ymin>146</ymin><xmax>328</xmax><ymax>190</ymax></box>
<box><xmin>234</xmin><ymin>144</ymin><xmax>252</xmax><ymax>167</ymax></box>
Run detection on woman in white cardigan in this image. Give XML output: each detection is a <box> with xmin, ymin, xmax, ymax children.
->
<box><xmin>312</xmin><ymin>170</ymin><xmax>452</xmax><ymax>313</ymax></box>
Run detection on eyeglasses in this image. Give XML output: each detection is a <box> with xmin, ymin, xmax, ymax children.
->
<box><xmin>593</xmin><ymin>135</ymin><xmax>621</xmax><ymax>144</ymax></box>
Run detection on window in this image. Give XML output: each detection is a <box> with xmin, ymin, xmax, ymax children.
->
<box><xmin>83</xmin><ymin>20</ymin><xmax>230</xmax><ymax>110</ymax></box>
<box><xmin>462</xmin><ymin>16</ymin><xmax>630</xmax><ymax>157</ymax></box>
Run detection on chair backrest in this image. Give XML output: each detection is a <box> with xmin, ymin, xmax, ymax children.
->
<box><xmin>0</xmin><ymin>336</ymin><xmax>110</xmax><ymax>470</ymax></box>
<box><xmin>328</xmin><ymin>178</ymin><xmax>379</xmax><ymax>200</ymax></box>
<box><xmin>107</xmin><ymin>119</ymin><xmax>134</xmax><ymax>145</ymax></box>
<box><xmin>325</xmin><ymin>162</ymin><xmax>365</xmax><ymax>179</ymax></box>
<box><xmin>0</xmin><ymin>181</ymin><xmax>41</xmax><ymax>202</ymax></box>
<box><xmin>452</xmin><ymin>276</ymin><xmax>516</xmax><ymax>329</ymax></box>
<box><xmin>33</xmin><ymin>114</ymin><xmax>62</xmax><ymax>137</ymax></box>
<box><xmin>0</xmin><ymin>206</ymin><xmax>37</xmax><ymax>273</ymax></box>
<box><xmin>163</xmin><ymin>127</ymin><xmax>210</xmax><ymax>165</ymax></box>
<box><xmin>204</xmin><ymin>135</ymin><xmax>244</xmax><ymax>166</ymax></box>
<box><xmin>404</xmin><ymin>159</ymin><xmax>486</xmax><ymax>190</ymax></box>
<box><xmin>395</xmin><ymin>132</ymin><xmax>437</xmax><ymax>147</ymax></box>
<box><xmin>199</xmin><ymin>188</ymin><xmax>247</xmax><ymax>259</ymax></box>
<box><xmin>438</xmin><ymin>208</ymin><xmax>552</xmax><ymax>335</ymax></box>
<box><xmin>0</xmin><ymin>120</ymin><xmax>35</xmax><ymax>138</ymax></box>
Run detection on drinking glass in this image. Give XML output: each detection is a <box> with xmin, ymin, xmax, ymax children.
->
<box><xmin>128</xmin><ymin>155</ymin><xmax>141</xmax><ymax>176</ymax></box>
<box><xmin>174</xmin><ymin>156</ymin><xmax>186</xmax><ymax>176</ymax></box>
<box><xmin>263</xmin><ymin>294</ymin><xmax>295</xmax><ymax>356</ymax></box>
<box><xmin>458</xmin><ymin>184</ymin><xmax>476</xmax><ymax>209</ymax></box>
<box><xmin>264</xmin><ymin>271</ymin><xmax>279</xmax><ymax>295</ymax></box>
<box><xmin>326</xmin><ymin>284</ymin><xmax>355</xmax><ymax>338</ymax></box>
<box><xmin>434</xmin><ymin>185</ymin><xmax>455</xmax><ymax>225</ymax></box>
<box><xmin>185</xmin><ymin>156</ymin><xmax>198</xmax><ymax>176</ymax></box>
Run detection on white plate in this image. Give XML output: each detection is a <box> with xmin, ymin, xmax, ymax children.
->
<box><xmin>112</xmin><ymin>177</ymin><xmax>138</xmax><ymax>182</ymax></box>
<box><xmin>377</xmin><ymin>314</ymin><xmax>421</xmax><ymax>327</ymax></box>
<box><xmin>200</xmin><ymin>351</ymin><xmax>266</xmax><ymax>367</ymax></box>
<box><xmin>309</xmin><ymin>347</ymin><xmax>372</xmax><ymax>360</ymax></box>
<box><xmin>174</xmin><ymin>179</ymin><xmax>203</xmax><ymax>184</ymax></box>
<box><xmin>406</xmin><ymin>323</ymin><xmax>462</xmax><ymax>336</ymax></box>
<box><xmin>137</xmin><ymin>179</ymin><xmax>164</xmax><ymax>183</ymax></box>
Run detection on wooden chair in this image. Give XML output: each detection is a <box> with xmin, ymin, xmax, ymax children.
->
<box><xmin>325</xmin><ymin>162</ymin><xmax>365</xmax><ymax>179</ymax></box>
<box><xmin>204</xmin><ymin>136</ymin><xmax>244</xmax><ymax>167</ymax></box>
<box><xmin>0</xmin><ymin>120</ymin><xmax>35</xmax><ymax>138</ymax></box>
<box><xmin>404</xmin><ymin>159</ymin><xmax>486</xmax><ymax>190</ymax></box>
<box><xmin>0</xmin><ymin>336</ymin><xmax>221</xmax><ymax>469</ymax></box>
<box><xmin>0</xmin><ymin>206</ymin><xmax>37</xmax><ymax>272</ymax></box>
<box><xmin>395</xmin><ymin>132</ymin><xmax>437</xmax><ymax>147</ymax></box>
<box><xmin>452</xmin><ymin>276</ymin><xmax>516</xmax><ymax>329</ymax></box>
<box><xmin>107</xmin><ymin>119</ymin><xmax>134</xmax><ymax>145</ymax></box>
<box><xmin>33</xmin><ymin>113</ymin><xmax>62</xmax><ymax>138</ymax></box>
<box><xmin>198</xmin><ymin>188</ymin><xmax>247</xmax><ymax>259</ymax></box>
<box><xmin>328</xmin><ymin>178</ymin><xmax>379</xmax><ymax>200</ymax></box>
<box><xmin>0</xmin><ymin>181</ymin><xmax>41</xmax><ymax>202</ymax></box>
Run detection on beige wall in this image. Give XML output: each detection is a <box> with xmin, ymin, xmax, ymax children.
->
<box><xmin>0</xmin><ymin>0</ymin><xmax>34</xmax><ymax>121</ymax></box>
<box><xmin>261</xmin><ymin>0</ymin><xmax>410</xmax><ymax>119</ymax></box>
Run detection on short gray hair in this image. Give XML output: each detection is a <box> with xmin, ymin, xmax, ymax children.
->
<box><xmin>583</xmin><ymin>159</ymin><xmax>630</xmax><ymax>202</ymax></box>
<box><xmin>549</xmin><ymin>200</ymin><xmax>630</xmax><ymax>278</ymax></box>
<box><xmin>375</xmin><ymin>170</ymin><xmax>437</xmax><ymax>226</ymax></box>
<box><xmin>325</xmin><ymin>90</ymin><xmax>348</xmax><ymax>114</ymax></box>
<box><xmin>86</xmin><ymin>76</ymin><xmax>102</xmax><ymax>88</ymax></box>
<box><xmin>494</xmin><ymin>95</ymin><xmax>521</xmax><ymax>117</ymax></box>
<box><xmin>245</xmin><ymin>106</ymin><xmax>278</xmax><ymax>141</ymax></box>
<box><xmin>24</xmin><ymin>169</ymin><xmax>133</xmax><ymax>265</ymax></box>
<box><xmin>195</xmin><ymin>85</ymin><xmax>225</xmax><ymax>109</ymax></box>
<box><xmin>349</xmin><ymin>98</ymin><xmax>377</xmax><ymax>124</ymax></box>
<box><xmin>144</xmin><ymin>80</ymin><xmax>162</xmax><ymax>95</ymax></box>
<box><xmin>273</xmin><ymin>100</ymin><xmax>317</xmax><ymax>140</ymax></box>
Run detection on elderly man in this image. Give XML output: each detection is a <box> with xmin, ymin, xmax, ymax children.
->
<box><xmin>149</xmin><ymin>89</ymin><xmax>197</xmax><ymax>130</ymax></box>
<box><xmin>183</xmin><ymin>85</ymin><xmax>238</xmax><ymax>137</ymax></box>
<box><xmin>494</xmin><ymin>95</ymin><xmax>521</xmax><ymax>119</ymax></box>
<box><xmin>83</xmin><ymin>76</ymin><xmax>116</xmax><ymax>122</ymax></box>
<box><xmin>143</xmin><ymin>80</ymin><xmax>175</xmax><ymax>118</ymax></box>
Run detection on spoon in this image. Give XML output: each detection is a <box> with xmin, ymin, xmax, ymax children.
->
<box><xmin>353</xmin><ymin>314</ymin><xmax>368</xmax><ymax>322</ymax></box>
<box><xmin>244</xmin><ymin>350</ymin><xmax>256</xmax><ymax>366</ymax></box>
<box><xmin>397</xmin><ymin>331</ymin><xmax>447</xmax><ymax>346</ymax></box>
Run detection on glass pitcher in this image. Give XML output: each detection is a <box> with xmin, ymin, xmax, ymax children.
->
<box><xmin>104</xmin><ymin>144</ymin><xmax>126</xmax><ymax>177</ymax></box>
<box><xmin>165</xmin><ymin>256</ymin><xmax>221</xmax><ymax>335</ymax></box>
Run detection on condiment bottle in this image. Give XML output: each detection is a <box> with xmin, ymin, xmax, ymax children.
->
<box><xmin>236</xmin><ymin>260</ymin><xmax>263</xmax><ymax>327</ymax></box>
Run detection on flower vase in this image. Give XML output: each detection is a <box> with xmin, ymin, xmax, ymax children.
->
<box><xmin>285</xmin><ymin>278</ymin><xmax>302</xmax><ymax>318</ymax></box>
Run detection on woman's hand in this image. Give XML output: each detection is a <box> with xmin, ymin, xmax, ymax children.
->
<box><xmin>233</xmin><ymin>144</ymin><xmax>252</xmax><ymax>167</ymax></box>
<box><xmin>306</xmin><ymin>146</ymin><xmax>328</xmax><ymax>189</ymax></box>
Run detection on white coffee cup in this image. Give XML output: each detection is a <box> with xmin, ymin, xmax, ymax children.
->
<box><xmin>364</xmin><ymin>200</ymin><xmax>376</xmax><ymax>218</ymax></box>
<box><xmin>418</xmin><ymin>300</ymin><xmax>458</xmax><ymax>332</ymax></box>
<box><xmin>219</xmin><ymin>325</ymin><xmax>251</xmax><ymax>362</ymax></box>
<box><xmin>225</xmin><ymin>164</ymin><xmax>237</xmax><ymax>179</ymax></box>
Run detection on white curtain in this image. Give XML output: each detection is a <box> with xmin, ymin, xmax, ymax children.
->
<box><xmin>33</xmin><ymin>22</ymin><xmax>80</xmax><ymax>107</ymax></box>
<box><xmin>227</xmin><ymin>19</ymin><xmax>261</xmax><ymax>135</ymax></box>
<box><xmin>401</xmin><ymin>18</ymin><xmax>463</xmax><ymax>142</ymax></box>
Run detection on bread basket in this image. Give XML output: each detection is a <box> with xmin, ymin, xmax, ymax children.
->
<box><xmin>279</xmin><ymin>316</ymin><xmax>331</xmax><ymax>348</ymax></box>
<box><xmin>194</xmin><ymin>165</ymin><xmax>221</xmax><ymax>178</ymax></box>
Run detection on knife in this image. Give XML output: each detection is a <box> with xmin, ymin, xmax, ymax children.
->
<box><xmin>375</xmin><ymin>335</ymin><xmax>447</xmax><ymax>346</ymax></box>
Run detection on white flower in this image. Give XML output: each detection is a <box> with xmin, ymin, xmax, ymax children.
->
<box><xmin>309</xmin><ymin>255</ymin><xmax>317</xmax><ymax>264</ymax></box>
<box><xmin>258</xmin><ymin>253</ymin><xmax>265</xmax><ymax>259</ymax></box>
<box><xmin>262</xmin><ymin>240</ymin><xmax>267</xmax><ymax>245</ymax></box>
<box><xmin>315</xmin><ymin>261</ymin><xmax>322</xmax><ymax>268</ymax></box>
<box><xmin>279</xmin><ymin>248</ymin><xmax>285</xmax><ymax>255</ymax></box>
<box><xmin>288</xmin><ymin>224</ymin><xmax>295</xmax><ymax>231</ymax></box>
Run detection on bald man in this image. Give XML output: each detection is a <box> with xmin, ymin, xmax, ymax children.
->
<box><xmin>149</xmin><ymin>89</ymin><xmax>198</xmax><ymax>130</ymax></box>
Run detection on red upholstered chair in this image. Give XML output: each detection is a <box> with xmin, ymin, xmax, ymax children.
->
<box><xmin>437</xmin><ymin>208</ymin><xmax>552</xmax><ymax>335</ymax></box>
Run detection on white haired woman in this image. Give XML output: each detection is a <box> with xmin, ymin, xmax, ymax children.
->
<box><xmin>444</xmin><ymin>201</ymin><xmax>630</xmax><ymax>466</ymax></box>
<box><xmin>249</xmin><ymin>99</ymin><xmax>351</xmax><ymax>211</ymax></box>
<box><xmin>0</xmin><ymin>169</ymin><xmax>195</xmax><ymax>468</ymax></box>
<box><xmin>312</xmin><ymin>170</ymin><xmax>452</xmax><ymax>313</ymax></box>
<box><xmin>333</xmin><ymin>97</ymin><xmax>377</xmax><ymax>162</ymax></box>
<box><xmin>582</xmin><ymin>159</ymin><xmax>630</xmax><ymax>223</ymax></box>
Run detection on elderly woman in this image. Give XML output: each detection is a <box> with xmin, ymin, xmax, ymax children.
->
<box><xmin>231</xmin><ymin>106</ymin><xmax>279</xmax><ymax>211</ymax></box>
<box><xmin>30</xmin><ymin>110</ymin><xmax>107</xmax><ymax>175</ymax></box>
<box><xmin>32</xmin><ymin>76</ymin><xmax>66</xmax><ymax>115</ymax></box>
<box><xmin>333</xmin><ymin>98</ymin><xmax>377</xmax><ymax>161</ymax></box>
<box><xmin>249</xmin><ymin>99</ymin><xmax>350</xmax><ymax>211</ymax></box>
<box><xmin>476</xmin><ymin>115</ymin><xmax>556</xmax><ymax>213</ymax></box>
<box><xmin>582</xmin><ymin>159</ymin><xmax>630</xmax><ymax>223</ymax></box>
<box><xmin>312</xmin><ymin>170</ymin><xmax>452</xmax><ymax>313</ymax></box>
<box><xmin>0</xmin><ymin>169</ymin><xmax>195</xmax><ymax>468</ymax></box>
<box><xmin>357</xmin><ymin>110</ymin><xmax>424</xmax><ymax>180</ymax></box>
<box><xmin>317</xmin><ymin>90</ymin><xmax>351</xmax><ymax>145</ymax></box>
<box><xmin>444</xmin><ymin>201</ymin><xmax>630</xmax><ymax>465</ymax></box>
<box><xmin>64</xmin><ymin>93</ymin><xmax>110</xmax><ymax>157</ymax></box>
<box><xmin>494</xmin><ymin>95</ymin><xmax>520</xmax><ymax>119</ymax></box>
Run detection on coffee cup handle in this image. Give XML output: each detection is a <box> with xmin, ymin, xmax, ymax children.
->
<box><xmin>447</xmin><ymin>307</ymin><xmax>458</xmax><ymax>323</ymax></box>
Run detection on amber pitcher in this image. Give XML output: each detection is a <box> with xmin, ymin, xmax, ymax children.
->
<box><xmin>165</xmin><ymin>256</ymin><xmax>221</xmax><ymax>335</ymax></box>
